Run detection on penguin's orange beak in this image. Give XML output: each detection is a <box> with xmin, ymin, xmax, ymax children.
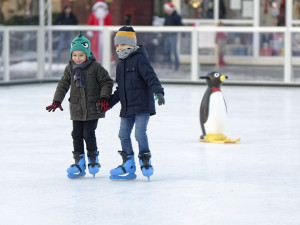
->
<box><xmin>220</xmin><ymin>75</ymin><xmax>228</xmax><ymax>82</ymax></box>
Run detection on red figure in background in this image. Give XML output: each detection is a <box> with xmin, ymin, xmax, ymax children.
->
<box><xmin>87</xmin><ymin>0</ymin><xmax>113</xmax><ymax>62</ymax></box>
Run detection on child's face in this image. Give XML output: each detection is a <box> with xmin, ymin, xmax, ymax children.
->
<box><xmin>116</xmin><ymin>44</ymin><xmax>134</xmax><ymax>51</ymax></box>
<box><xmin>71</xmin><ymin>50</ymin><xmax>87</xmax><ymax>64</ymax></box>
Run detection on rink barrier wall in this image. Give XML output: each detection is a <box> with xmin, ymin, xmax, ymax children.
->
<box><xmin>1</xmin><ymin>79</ymin><xmax>300</xmax><ymax>88</ymax></box>
<box><xmin>1</xmin><ymin>25</ymin><xmax>300</xmax><ymax>86</ymax></box>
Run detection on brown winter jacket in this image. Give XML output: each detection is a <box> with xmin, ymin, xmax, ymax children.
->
<box><xmin>53</xmin><ymin>60</ymin><xmax>113</xmax><ymax>121</ymax></box>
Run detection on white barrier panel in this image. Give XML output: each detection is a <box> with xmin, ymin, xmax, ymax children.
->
<box><xmin>0</xmin><ymin>25</ymin><xmax>299</xmax><ymax>85</ymax></box>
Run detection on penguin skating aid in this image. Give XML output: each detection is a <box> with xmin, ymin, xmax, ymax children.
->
<box><xmin>199</xmin><ymin>72</ymin><xmax>240</xmax><ymax>144</ymax></box>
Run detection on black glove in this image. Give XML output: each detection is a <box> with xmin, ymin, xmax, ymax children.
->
<box><xmin>96</xmin><ymin>97</ymin><xmax>110</xmax><ymax>113</ymax></box>
<box><xmin>46</xmin><ymin>101</ymin><xmax>63</xmax><ymax>112</ymax></box>
<box><xmin>155</xmin><ymin>93</ymin><xmax>165</xmax><ymax>105</ymax></box>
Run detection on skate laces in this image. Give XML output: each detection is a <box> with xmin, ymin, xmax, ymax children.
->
<box><xmin>88</xmin><ymin>151</ymin><xmax>100</xmax><ymax>168</ymax></box>
<box><xmin>70</xmin><ymin>152</ymin><xmax>86</xmax><ymax>172</ymax></box>
<box><xmin>117</xmin><ymin>151</ymin><xmax>134</xmax><ymax>173</ymax></box>
<box><xmin>72</xmin><ymin>151</ymin><xmax>85</xmax><ymax>164</ymax></box>
<box><xmin>139</xmin><ymin>152</ymin><xmax>152</xmax><ymax>169</ymax></box>
<box><xmin>118</xmin><ymin>151</ymin><xmax>134</xmax><ymax>165</ymax></box>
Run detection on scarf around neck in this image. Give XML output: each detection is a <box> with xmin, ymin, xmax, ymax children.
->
<box><xmin>71</xmin><ymin>56</ymin><xmax>94</xmax><ymax>87</ymax></box>
<box><xmin>117</xmin><ymin>46</ymin><xmax>139</xmax><ymax>59</ymax></box>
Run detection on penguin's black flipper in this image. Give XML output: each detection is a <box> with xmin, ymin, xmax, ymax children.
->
<box><xmin>200</xmin><ymin>88</ymin><xmax>212</xmax><ymax>136</ymax></box>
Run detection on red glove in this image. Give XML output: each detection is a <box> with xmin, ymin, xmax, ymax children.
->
<box><xmin>96</xmin><ymin>97</ymin><xmax>109</xmax><ymax>113</ymax></box>
<box><xmin>46</xmin><ymin>101</ymin><xmax>63</xmax><ymax>112</ymax></box>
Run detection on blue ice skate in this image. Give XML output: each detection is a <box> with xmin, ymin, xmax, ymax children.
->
<box><xmin>67</xmin><ymin>152</ymin><xmax>86</xmax><ymax>178</ymax></box>
<box><xmin>109</xmin><ymin>151</ymin><xmax>136</xmax><ymax>180</ymax></box>
<box><xmin>139</xmin><ymin>152</ymin><xmax>153</xmax><ymax>181</ymax></box>
<box><xmin>88</xmin><ymin>151</ymin><xmax>101</xmax><ymax>178</ymax></box>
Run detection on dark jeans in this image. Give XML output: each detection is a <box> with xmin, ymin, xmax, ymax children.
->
<box><xmin>71</xmin><ymin>119</ymin><xmax>99</xmax><ymax>154</ymax></box>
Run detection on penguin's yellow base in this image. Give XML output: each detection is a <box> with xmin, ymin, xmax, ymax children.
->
<box><xmin>199</xmin><ymin>134</ymin><xmax>240</xmax><ymax>144</ymax></box>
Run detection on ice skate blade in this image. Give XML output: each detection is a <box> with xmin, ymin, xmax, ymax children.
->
<box><xmin>141</xmin><ymin>168</ymin><xmax>153</xmax><ymax>179</ymax></box>
<box><xmin>109</xmin><ymin>173</ymin><xmax>137</xmax><ymax>180</ymax></box>
<box><xmin>88</xmin><ymin>166</ymin><xmax>100</xmax><ymax>177</ymax></box>
<box><xmin>67</xmin><ymin>171</ymin><xmax>86</xmax><ymax>179</ymax></box>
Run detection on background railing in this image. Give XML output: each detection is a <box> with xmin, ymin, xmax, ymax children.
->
<box><xmin>1</xmin><ymin>25</ymin><xmax>300</xmax><ymax>85</ymax></box>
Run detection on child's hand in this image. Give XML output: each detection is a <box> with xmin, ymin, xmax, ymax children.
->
<box><xmin>46</xmin><ymin>101</ymin><xmax>63</xmax><ymax>112</ymax></box>
<box><xmin>96</xmin><ymin>97</ymin><xmax>110</xmax><ymax>113</ymax></box>
<box><xmin>155</xmin><ymin>93</ymin><xmax>165</xmax><ymax>105</ymax></box>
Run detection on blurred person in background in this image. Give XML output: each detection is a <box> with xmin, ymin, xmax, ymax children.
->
<box><xmin>87</xmin><ymin>0</ymin><xmax>113</xmax><ymax>62</ymax></box>
<box><xmin>215</xmin><ymin>22</ymin><xmax>228</xmax><ymax>67</ymax></box>
<box><xmin>163</xmin><ymin>2</ymin><xmax>183</xmax><ymax>71</ymax></box>
<box><xmin>54</xmin><ymin>5</ymin><xmax>78</xmax><ymax>62</ymax></box>
<box><xmin>277</xmin><ymin>0</ymin><xmax>285</xmax><ymax>26</ymax></box>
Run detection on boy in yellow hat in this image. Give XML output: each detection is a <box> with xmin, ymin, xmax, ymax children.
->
<box><xmin>109</xmin><ymin>26</ymin><xmax>165</xmax><ymax>181</ymax></box>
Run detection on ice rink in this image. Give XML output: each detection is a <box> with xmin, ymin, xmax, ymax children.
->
<box><xmin>0</xmin><ymin>83</ymin><xmax>300</xmax><ymax>225</ymax></box>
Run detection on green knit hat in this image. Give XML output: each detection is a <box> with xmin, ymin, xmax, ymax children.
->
<box><xmin>70</xmin><ymin>31</ymin><xmax>91</xmax><ymax>59</ymax></box>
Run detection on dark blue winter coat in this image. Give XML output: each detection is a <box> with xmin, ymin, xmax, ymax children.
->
<box><xmin>110</xmin><ymin>45</ymin><xmax>164</xmax><ymax>117</ymax></box>
<box><xmin>164</xmin><ymin>10</ymin><xmax>183</xmax><ymax>26</ymax></box>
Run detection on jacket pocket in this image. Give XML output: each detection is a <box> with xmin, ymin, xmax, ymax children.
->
<box><xmin>68</xmin><ymin>97</ymin><xmax>79</xmax><ymax>103</ymax></box>
<box><xmin>87</xmin><ymin>95</ymin><xmax>100</xmax><ymax>115</ymax></box>
<box><xmin>126</xmin><ymin>67</ymin><xmax>136</xmax><ymax>72</ymax></box>
<box><xmin>68</xmin><ymin>96</ymin><xmax>81</xmax><ymax>117</ymax></box>
<box><xmin>125</xmin><ymin>68</ymin><xmax>137</xmax><ymax>79</ymax></box>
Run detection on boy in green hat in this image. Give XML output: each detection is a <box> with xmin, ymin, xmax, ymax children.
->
<box><xmin>46</xmin><ymin>31</ymin><xmax>113</xmax><ymax>179</ymax></box>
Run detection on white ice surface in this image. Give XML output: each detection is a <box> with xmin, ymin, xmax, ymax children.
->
<box><xmin>0</xmin><ymin>84</ymin><xmax>300</xmax><ymax>225</ymax></box>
